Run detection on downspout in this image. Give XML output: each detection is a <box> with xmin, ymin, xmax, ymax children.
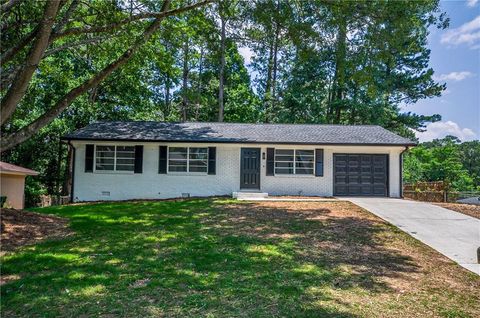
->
<box><xmin>399</xmin><ymin>146</ymin><xmax>410</xmax><ymax>198</ymax></box>
<box><xmin>67</xmin><ymin>140</ymin><xmax>76</xmax><ymax>203</ymax></box>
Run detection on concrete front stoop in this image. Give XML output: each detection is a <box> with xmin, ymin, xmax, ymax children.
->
<box><xmin>233</xmin><ymin>192</ymin><xmax>269</xmax><ymax>200</ymax></box>
<box><xmin>232</xmin><ymin>192</ymin><xmax>339</xmax><ymax>202</ymax></box>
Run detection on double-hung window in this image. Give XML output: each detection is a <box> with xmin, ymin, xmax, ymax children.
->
<box><xmin>274</xmin><ymin>149</ymin><xmax>314</xmax><ymax>175</ymax></box>
<box><xmin>95</xmin><ymin>145</ymin><xmax>135</xmax><ymax>172</ymax></box>
<box><xmin>168</xmin><ymin>147</ymin><xmax>208</xmax><ymax>173</ymax></box>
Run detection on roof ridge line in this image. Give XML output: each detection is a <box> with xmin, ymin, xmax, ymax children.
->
<box><xmin>90</xmin><ymin>120</ymin><xmax>381</xmax><ymax>128</ymax></box>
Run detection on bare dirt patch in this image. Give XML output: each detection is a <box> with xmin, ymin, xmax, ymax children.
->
<box><xmin>434</xmin><ymin>202</ymin><xmax>480</xmax><ymax>219</ymax></box>
<box><xmin>210</xmin><ymin>200</ymin><xmax>480</xmax><ymax>316</ymax></box>
<box><xmin>1</xmin><ymin>208</ymin><xmax>72</xmax><ymax>254</ymax></box>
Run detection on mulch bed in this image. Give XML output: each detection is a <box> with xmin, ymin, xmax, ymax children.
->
<box><xmin>434</xmin><ymin>203</ymin><xmax>480</xmax><ymax>220</ymax></box>
<box><xmin>1</xmin><ymin>208</ymin><xmax>73</xmax><ymax>254</ymax></box>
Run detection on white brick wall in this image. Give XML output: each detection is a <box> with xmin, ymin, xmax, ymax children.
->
<box><xmin>71</xmin><ymin>141</ymin><xmax>405</xmax><ymax>201</ymax></box>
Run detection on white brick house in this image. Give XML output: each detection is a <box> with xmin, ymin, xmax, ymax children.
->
<box><xmin>63</xmin><ymin>121</ymin><xmax>415</xmax><ymax>201</ymax></box>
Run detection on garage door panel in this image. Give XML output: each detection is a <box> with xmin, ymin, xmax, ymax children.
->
<box><xmin>334</xmin><ymin>154</ymin><xmax>388</xmax><ymax>197</ymax></box>
<box><xmin>347</xmin><ymin>175</ymin><xmax>361</xmax><ymax>184</ymax></box>
<box><xmin>361</xmin><ymin>185</ymin><xmax>373</xmax><ymax>195</ymax></box>
<box><xmin>335</xmin><ymin>166</ymin><xmax>347</xmax><ymax>173</ymax></box>
<box><xmin>348</xmin><ymin>185</ymin><xmax>361</xmax><ymax>195</ymax></box>
<box><xmin>374</xmin><ymin>167</ymin><xmax>385</xmax><ymax>174</ymax></box>
<box><xmin>361</xmin><ymin>175</ymin><xmax>372</xmax><ymax>184</ymax></box>
<box><xmin>361</xmin><ymin>155</ymin><xmax>372</xmax><ymax>164</ymax></box>
<box><xmin>373</xmin><ymin>175</ymin><xmax>386</xmax><ymax>183</ymax></box>
<box><xmin>335</xmin><ymin>185</ymin><xmax>348</xmax><ymax>195</ymax></box>
<box><xmin>335</xmin><ymin>175</ymin><xmax>347</xmax><ymax>184</ymax></box>
<box><xmin>348</xmin><ymin>166</ymin><xmax>360</xmax><ymax>174</ymax></box>
<box><xmin>361</xmin><ymin>166</ymin><xmax>372</xmax><ymax>173</ymax></box>
<box><xmin>373</xmin><ymin>186</ymin><xmax>386</xmax><ymax>196</ymax></box>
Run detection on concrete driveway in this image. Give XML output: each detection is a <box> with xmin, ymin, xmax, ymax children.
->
<box><xmin>345</xmin><ymin>197</ymin><xmax>480</xmax><ymax>275</ymax></box>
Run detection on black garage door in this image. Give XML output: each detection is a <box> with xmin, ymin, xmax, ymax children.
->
<box><xmin>333</xmin><ymin>154</ymin><xmax>388</xmax><ymax>196</ymax></box>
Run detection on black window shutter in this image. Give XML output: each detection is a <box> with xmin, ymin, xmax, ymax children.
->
<box><xmin>315</xmin><ymin>149</ymin><xmax>324</xmax><ymax>177</ymax></box>
<box><xmin>85</xmin><ymin>144</ymin><xmax>94</xmax><ymax>172</ymax></box>
<box><xmin>266</xmin><ymin>148</ymin><xmax>275</xmax><ymax>176</ymax></box>
<box><xmin>208</xmin><ymin>147</ymin><xmax>216</xmax><ymax>175</ymax></box>
<box><xmin>134</xmin><ymin>145</ymin><xmax>143</xmax><ymax>173</ymax></box>
<box><xmin>158</xmin><ymin>146</ymin><xmax>168</xmax><ymax>174</ymax></box>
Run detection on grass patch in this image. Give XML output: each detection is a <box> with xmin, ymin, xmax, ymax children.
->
<box><xmin>1</xmin><ymin>199</ymin><xmax>479</xmax><ymax>317</ymax></box>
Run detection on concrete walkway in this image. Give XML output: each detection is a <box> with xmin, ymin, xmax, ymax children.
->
<box><xmin>345</xmin><ymin>197</ymin><xmax>480</xmax><ymax>275</ymax></box>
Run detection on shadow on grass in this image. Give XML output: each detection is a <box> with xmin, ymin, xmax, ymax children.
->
<box><xmin>1</xmin><ymin>199</ymin><xmax>419</xmax><ymax>317</ymax></box>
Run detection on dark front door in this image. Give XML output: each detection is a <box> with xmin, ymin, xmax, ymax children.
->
<box><xmin>240</xmin><ymin>148</ymin><xmax>261</xmax><ymax>189</ymax></box>
<box><xmin>334</xmin><ymin>154</ymin><xmax>388</xmax><ymax>196</ymax></box>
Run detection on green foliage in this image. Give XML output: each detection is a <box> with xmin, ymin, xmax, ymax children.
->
<box><xmin>2</xmin><ymin>0</ymin><xmax>450</xmax><ymax>201</ymax></box>
<box><xmin>243</xmin><ymin>0</ymin><xmax>447</xmax><ymax>134</ymax></box>
<box><xmin>458</xmin><ymin>140</ymin><xmax>480</xmax><ymax>187</ymax></box>
<box><xmin>24</xmin><ymin>177</ymin><xmax>47</xmax><ymax>208</ymax></box>
<box><xmin>403</xmin><ymin>136</ymin><xmax>477</xmax><ymax>191</ymax></box>
<box><xmin>403</xmin><ymin>152</ymin><xmax>424</xmax><ymax>185</ymax></box>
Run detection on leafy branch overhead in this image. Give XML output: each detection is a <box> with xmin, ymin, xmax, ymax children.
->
<box><xmin>0</xmin><ymin>0</ymin><xmax>213</xmax><ymax>151</ymax></box>
<box><xmin>1</xmin><ymin>0</ymin><xmax>448</xmax><ymax>154</ymax></box>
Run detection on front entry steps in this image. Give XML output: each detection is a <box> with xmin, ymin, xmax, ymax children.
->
<box><xmin>232</xmin><ymin>192</ymin><xmax>338</xmax><ymax>202</ymax></box>
<box><xmin>232</xmin><ymin>191</ymin><xmax>268</xmax><ymax>200</ymax></box>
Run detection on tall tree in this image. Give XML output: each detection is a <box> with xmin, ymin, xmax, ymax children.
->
<box><xmin>181</xmin><ymin>37</ymin><xmax>190</xmax><ymax>121</ymax></box>
<box><xmin>217</xmin><ymin>1</ymin><xmax>227</xmax><ymax>122</ymax></box>
<box><xmin>1</xmin><ymin>0</ymin><xmax>212</xmax><ymax>151</ymax></box>
<box><xmin>246</xmin><ymin>0</ymin><xmax>295</xmax><ymax>122</ymax></box>
<box><xmin>278</xmin><ymin>0</ymin><xmax>447</xmax><ymax>138</ymax></box>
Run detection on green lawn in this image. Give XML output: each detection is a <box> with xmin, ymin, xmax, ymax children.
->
<box><xmin>1</xmin><ymin>199</ymin><xmax>479</xmax><ymax>317</ymax></box>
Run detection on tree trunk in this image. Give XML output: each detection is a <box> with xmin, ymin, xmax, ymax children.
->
<box><xmin>55</xmin><ymin>139</ymin><xmax>63</xmax><ymax>196</ymax></box>
<box><xmin>270</xmin><ymin>18</ymin><xmax>280</xmax><ymax>122</ymax></box>
<box><xmin>326</xmin><ymin>81</ymin><xmax>334</xmax><ymax>120</ymax></box>
<box><xmin>218</xmin><ymin>13</ymin><xmax>226</xmax><ymax>122</ymax></box>
<box><xmin>0</xmin><ymin>0</ymin><xmax>22</xmax><ymax>14</ymax></box>
<box><xmin>0</xmin><ymin>27</ymin><xmax>38</xmax><ymax>68</ymax></box>
<box><xmin>1</xmin><ymin>0</ymin><xmax>60</xmax><ymax>126</ymax></box>
<box><xmin>165</xmin><ymin>73</ymin><xmax>171</xmax><ymax>117</ymax></box>
<box><xmin>1</xmin><ymin>0</ymin><xmax>213</xmax><ymax>151</ymax></box>
<box><xmin>0</xmin><ymin>1</ymin><xmax>173</xmax><ymax>152</ymax></box>
<box><xmin>181</xmin><ymin>38</ymin><xmax>189</xmax><ymax>121</ymax></box>
<box><xmin>264</xmin><ymin>41</ymin><xmax>274</xmax><ymax>123</ymax></box>
<box><xmin>195</xmin><ymin>45</ymin><xmax>204</xmax><ymax>121</ymax></box>
<box><xmin>384</xmin><ymin>64</ymin><xmax>392</xmax><ymax>108</ymax></box>
<box><xmin>329</xmin><ymin>15</ymin><xmax>347</xmax><ymax>124</ymax></box>
<box><xmin>349</xmin><ymin>86</ymin><xmax>358</xmax><ymax>124</ymax></box>
<box><xmin>62</xmin><ymin>145</ymin><xmax>73</xmax><ymax>196</ymax></box>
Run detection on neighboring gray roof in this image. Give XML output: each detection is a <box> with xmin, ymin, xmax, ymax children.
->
<box><xmin>62</xmin><ymin>121</ymin><xmax>416</xmax><ymax>146</ymax></box>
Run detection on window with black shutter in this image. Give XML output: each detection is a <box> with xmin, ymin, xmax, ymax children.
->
<box><xmin>315</xmin><ymin>149</ymin><xmax>324</xmax><ymax>177</ymax></box>
<box><xmin>134</xmin><ymin>145</ymin><xmax>143</xmax><ymax>173</ymax></box>
<box><xmin>208</xmin><ymin>147</ymin><xmax>216</xmax><ymax>175</ymax></box>
<box><xmin>85</xmin><ymin>144</ymin><xmax>94</xmax><ymax>172</ymax></box>
<box><xmin>266</xmin><ymin>148</ymin><xmax>275</xmax><ymax>176</ymax></box>
<box><xmin>158</xmin><ymin>146</ymin><xmax>168</xmax><ymax>174</ymax></box>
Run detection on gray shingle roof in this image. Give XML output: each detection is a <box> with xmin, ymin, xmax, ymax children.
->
<box><xmin>63</xmin><ymin>121</ymin><xmax>416</xmax><ymax>146</ymax></box>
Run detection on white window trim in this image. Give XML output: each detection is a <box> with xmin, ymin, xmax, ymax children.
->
<box><xmin>93</xmin><ymin>144</ymin><xmax>135</xmax><ymax>174</ymax></box>
<box><xmin>167</xmin><ymin>146</ymin><xmax>209</xmax><ymax>175</ymax></box>
<box><xmin>274</xmin><ymin>148</ymin><xmax>315</xmax><ymax>176</ymax></box>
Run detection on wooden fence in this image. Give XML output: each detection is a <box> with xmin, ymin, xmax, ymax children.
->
<box><xmin>38</xmin><ymin>195</ymin><xmax>71</xmax><ymax>207</ymax></box>
<box><xmin>403</xmin><ymin>181</ymin><xmax>453</xmax><ymax>203</ymax></box>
